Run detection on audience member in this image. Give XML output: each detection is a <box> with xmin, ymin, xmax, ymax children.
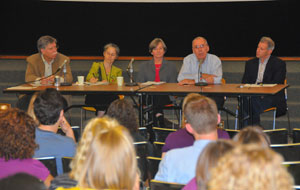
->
<box><xmin>0</xmin><ymin>108</ymin><xmax>53</xmax><ymax>187</ymax></box>
<box><xmin>33</xmin><ymin>88</ymin><xmax>76</xmax><ymax>175</ymax></box>
<box><xmin>85</xmin><ymin>43</ymin><xmax>122</xmax><ymax>117</ymax></box>
<box><xmin>137</xmin><ymin>38</ymin><xmax>178</xmax><ymax>128</ymax></box>
<box><xmin>242</xmin><ymin>36</ymin><xmax>286</xmax><ymax>126</ymax></box>
<box><xmin>183</xmin><ymin>140</ymin><xmax>235</xmax><ymax>190</ymax></box>
<box><xmin>233</xmin><ymin>126</ymin><xmax>271</xmax><ymax>148</ymax></box>
<box><xmin>155</xmin><ymin>96</ymin><xmax>219</xmax><ymax>184</ymax></box>
<box><xmin>106</xmin><ymin>99</ymin><xmax>153</xmax><ymax>156</ymax></box>
<box><xmin>162</xmin><ymin>93</ymin><xmax>230</xmax><ymax>157</ymax></box>
<box><xmin>178</xmin><ymin>36</ymin><xmax>224</xmax><ymax>109</ymax></box>
<box><xmin>55</xmin><ymin>117</ymin><xmax>139</xmax><ymax>190</ymax></box>
<box><xmin>0</xmin><ymin>173</ymin><xmax>47</xmax><ymax>190</ymax></box>
<box><xmin>208</xmin><ymin>144</ymin><xmax>294</xmax><ymax>190</ymax></box>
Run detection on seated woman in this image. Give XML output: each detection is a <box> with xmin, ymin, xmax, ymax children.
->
<box><xmin>137</xmin><ymin>38</ymin><xmax>178</xmax><ymax>128</ymax></box>
<box><xmin>106</xmin><ymin>99</ymin><xmax>153</xmax><ymax>156</ymax></box>
<box><xmin>183</xmin><ymin>140</ymin><xmax>235</xmax><ymax>190</ymax></box>
<box><xmin>162</xmin><ymin>93</ymin><xmax>230</xmax><ymax>157</ymax></box>
<box><xmin>85</xmin><ymin>43</ymin><xmax>122</xmax><ymax>117</ymax></box>
<box><xmin>208</xmin><ymin>144</ymin><xmax>294</xmax><ymax>190</ymax></box>
<box><xmin>54</xmin><ymin>117</ymin><xmax>139</xmax><ymax>190</ymax></box>
<box><xmin>0</xmin><ymin>108</ymin><xmax>53</xmax><ymax>187</ymax></box>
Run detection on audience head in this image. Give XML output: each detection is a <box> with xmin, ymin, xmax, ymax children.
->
<box><xmin>0</xmin><ymin>108</ymin><xmax>38</xmax><ymax>160</ymax></box>
<box><xmin>184</xmin><ymin>96</ymin><xmax>218</xmax><ymax>134</ymax></box>
<box><xmin>149</xmin><ymin>38</ymin><xmax>167</xmax><ymax>56</ymax></box>
<box><xmin>256</xmin><ymin>36</ymin><xmax>274</xmax><ymax>60</ymax></box>
<box><xmin>34</xmin><ymin>88</ymin><xmax>64</xmax><ymax>126</ymax></box>
<box><xmin>233</xmin><ymin>126</ymin><xmax>270</xmax><ymax>148</ymax></box>
<box><xmin>106</xmin><ymin>99</ymin><xmax>139</xmax><ymax>134</ymax></box>
<box><xmin>192</xmin><ymin>36</ymin><xmax>209</xmax><ymax>60</ymax></box>
<box><xmin>208</xmin><ymin>144</ymin><xmax>294</xmax><ymax>190</ymax></box>
<box><xmin>70</xmin><ymin>117</ymin><xmax>138</xmax><ymax>190</ymax></box>
<box><xmin>37</xmin><ymin>35</ymin><xmax>58</xmax><ymax>60</ymax></box>
<box><xmin>196</xmin><ymin>140</ymin><xmax>235</xmax><ymax>190</ymax></box>
<box><xmin>181</xmin><ymin>93</ymin><xmax>204</xmax><ymax>128</ymax></box>
<box><xmin>0</xmin><ymin>173</ymin><xmax>47</xmax><ymax>190</ymax></box>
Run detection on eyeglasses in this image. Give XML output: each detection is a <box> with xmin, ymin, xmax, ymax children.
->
<box><xmin>193</xmin><ymin>44</ymin><xmax>206</xmax><ymax>49</ymax></box>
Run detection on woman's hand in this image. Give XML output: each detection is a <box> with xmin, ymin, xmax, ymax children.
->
<box><xmin>90</xmin><ymin>77</ymin><xmax>98</xmax><ymax>83</ymax></box>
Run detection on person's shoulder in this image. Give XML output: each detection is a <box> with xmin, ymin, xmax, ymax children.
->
<box><xmin>184</xmin><ymin>53</ymin><xmax>195</xmax><ymax>60</ymax></box>
<box><xmin>26</xmin><ymin>53</ymin><xmax>41</xmax><ymax>62</ymax></box>
<box><xmin>246</xmin><ymin>57</ymin><xmax>258</xmax><ymax>63</ymax></box>
<box><xmin>269</xmin><ymin>55</ymin><xmax>285</xmax><ymax>63</ymax></box>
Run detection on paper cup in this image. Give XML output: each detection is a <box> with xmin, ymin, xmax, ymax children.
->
<box><xmin>77</xmin><ymin>76</ymin><xmax>84</xmax><ymax>85</ymax></box>
<box><xmin>117</xmin><ymin>76</ymin><xmax>124</xmax><ymax>86</ymax></box>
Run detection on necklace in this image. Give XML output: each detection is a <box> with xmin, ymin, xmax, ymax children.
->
<box><xmin>102</xmin><ymin>62</ymin><xmax>112</xmax><ymax>82</ymax></box>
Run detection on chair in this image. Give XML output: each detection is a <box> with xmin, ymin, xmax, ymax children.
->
<box><xmin>150</xmin><ymin>179</ymin><xmax>185</xmax><ymax>190</ymax></box>
<box><xmin>0</xmin><ymin>103</ymin><xmax>10</xmax><ymax>113</ymax></box>
<box><xmin>61</xmin><ymin>157</ymin><xmax>73</xmax><ymax>173</ymax></box>
<box><xmin>224</xmin><ymin>129</ymin><xmax>240</xmax><ymax>139</ymax></box>
<box><xmin>262</xmin><ymin>79</ymin><xmax>290</xmax><ymax>130</ymax></box>
<box><xmin>271</xmin><ymin>143</ymin><xmax>300</xmax><ymax>161</ymax></box>
<box><xmin>147</xmin><ymin>156</ymin><xmax>162</xmax><ymax>179</ymax></box>
<box><xmin>283</xmin><ymin>161</ymin><xmax>300</xmax><ymax>186</ymax></box>
<box><xmin>133</xmin><ymin>141</ymin><xmax>148</xmax><ymax>181</ymax></box>
<box><xmin>153</xmin><ymin>141</ymin><xmax>165</xmax><ymax>157</ymax></box>
<box><xmin>152</xmin><ymin>127</ymin><xmax>177</xmax><ymax>142</ymax></box>
<box><xmin>35</xmin><ymin>156</ymin><xmax>58</xmax><ymax>177</ymax></box>
<box><xmin>264</xmin><ymin>128</ymin><xmax>288</xmax><ymax>144</ymax></box>
<box><xmin>138</xmin><ymin>127</ymin><xmax>148</xmax><ymax>139</ymax></box>
<box><xmin>292</xmin><ymin>128</ymin><xmax>300</xmax><ymax>143</ymax></box>
<box><xmin>57</xmin><ymin>126</ymin><xmax>81</xmax><ymax>142</ymax></box>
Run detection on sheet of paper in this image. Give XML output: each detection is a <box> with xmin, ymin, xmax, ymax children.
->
<box><xmin>141</xmin><ymin>81</ymin><xmax>166</xmax><ymax>85</ymax></box>
<box><xmin>244</xmin><ymin>84</ymin><xmax>277</xmax><ymax>87</ymax></box>
<box><xmin>84</xmin><ymin>81</ymin><xmax>109</xmax><ymax>85</ymax></box>
<box><xmin>7</xmin><ymin>86</ymin><xmax>38</xmax><ymax>90</ymax></box>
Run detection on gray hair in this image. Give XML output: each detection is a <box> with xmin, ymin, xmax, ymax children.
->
<box><xmin>192</xmin><ymin>36</ymin><xmax>208</xmax><ymax>48</ymax></box>
<box><xmin>149</xmin><ymin>38</ymin><xmax>167</xmax><ymax>53</ymax></box>
<box><xmin>260</xmin><ymin>36</ymin><xmax>275</xmax><ymax>50</ymax></box>
<box><xmin>37</xmin><ymin>35</ymin><xmax>57</xmax><ymax>53</ymax></box>
<box><xmin>103</xmin><ymin>43</ymin><xmax>120</xmax><ymax>56</ymax></box>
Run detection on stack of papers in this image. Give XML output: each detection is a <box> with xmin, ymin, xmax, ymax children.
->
<box><xmin>84</xmin><ymin>81</ymin><xmax>109</xmax><ymax>85</ymax></box>
<box><xmin>141</xmin><ymin>81</ymin><xmax>166</xmax><ymax>85</ymax></box>
<box><xmin>244</xmin><ymin>84</ymin><xmax>277</xmax><ymax>87</ymax></box>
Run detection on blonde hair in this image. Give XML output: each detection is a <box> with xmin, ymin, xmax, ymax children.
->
<box><xmin>196</xmin><ymin>140</ymin><xmax>235</xmax><ymax>190</ymax></box>
<box><xmin>70</xmin><ymin>117</ymin><xmax>138</xmax><ymax>190</ymax></box>
<box><xmin>208</xmin><ymin>144</ymin><xmax>294</xmax><ymax>190</ymax></box>
<box><xmin>233</xmin><ymin>126</ymin><xmax>271</xmax><ymax>148</ymax></box>
<box><xmin>181</xmin><ymin>93</ymin><xmax>204</xmax><ymax>128</ymax></box>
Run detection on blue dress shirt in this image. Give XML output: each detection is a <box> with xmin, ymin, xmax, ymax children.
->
<box><xmin>177</xmin><ymin>53</ymin><xmax>222</xmax><ymax>84</ymax></box>
<box><xmin>154</xmin><ymin>139</ymin><xmax>212</xmax><ymax>184</ymax></box>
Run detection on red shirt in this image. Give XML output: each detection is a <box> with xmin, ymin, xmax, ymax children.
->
<box><xmin>155</xmin><ymin>64</ymin><xmax>161</xmax><ymax>82</ymax></box>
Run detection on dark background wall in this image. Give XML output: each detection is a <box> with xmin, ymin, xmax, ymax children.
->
<box><xmin>1</xmin><ymin>0</ymin><xmax>299</xmax><ymax>57</ymax></box>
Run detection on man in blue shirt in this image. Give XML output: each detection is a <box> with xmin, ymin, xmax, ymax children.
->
<box><xmin>154</xmin><ymin>95</ymin><xmax>219</xmax><ymax>184</ymax></box>
<box><xmin>178</xmin><ymin>37</ymin><xmax>224</xmax><ymax>109</ymax></box>
<box><xmin>33</xmin><ymin>88</ymin><xmax>76</xmax><ymax>175</ymax></box>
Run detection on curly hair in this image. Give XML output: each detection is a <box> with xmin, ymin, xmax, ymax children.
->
<box><xmin>70</xmin><ymin>117</ymin><xmax>137</xmax><ymax>190</ymax></box>
<box><xmin>0</xmin><ymin>108</ymin><xmax>38</xmax><ymax>160</ymax></box>
<box><xmin>106</xmin><ymin>99</ymin><xmax>139</xmax><ymax>134</ymax></box>
<box><xmin>208</xmin><ymin>144</ymin><xmax>294</xmax><ymax>190</ymax></box>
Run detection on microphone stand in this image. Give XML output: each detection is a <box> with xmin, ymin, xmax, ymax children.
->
<box><xmin>125</xmin><ymin>58</ymin><xmax>138</xmax><ymax>86</ymax></box>
<box><xmin>195</xmin><ymin>59</ymin><xmax>208</xmax><ymax>86</ymax></box>
<box><xmin>60</xmin><ymin>64</ymin><xmax>72</xmax><ymax>86</ymax></box>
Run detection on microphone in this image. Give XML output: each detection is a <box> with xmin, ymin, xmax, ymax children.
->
<box><xmin>195</xmin><ymin>59</ymin><xmax>208</xmax><ymax>86</ymax></box>
<box><xmin>60</xmin><ymin>60</ymin><xmax>72</xmax><ymax>86</ymax></box>
<box><xmin>125</xmin><ymin>58</ymin><xmax>138</xmax><ymax>86</ymax></box>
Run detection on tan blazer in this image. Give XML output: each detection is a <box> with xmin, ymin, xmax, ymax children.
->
<box><xmin>25</xmin><ymin>53</ymin><xmax>73</xmax><ymax>83</ymax></box>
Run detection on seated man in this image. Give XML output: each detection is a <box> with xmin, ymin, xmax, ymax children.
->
<box><xmin>177</xmin><ymin>36</ymin><xmax>224</xmax><ymax>109</ymax></box>
<box><xmin>154</xmin><ymin>96</ymin><xmax>219</xmax><ymax>184</ymax></box>
<box><xmin>33</xmin><ymin>88</ymin><xmax>76</xmax><ymax>175</ymax></box>
<box><xmin>242</xmin><ymin>36</ymin><xmax>286</xmax><ymax>126</ymax></box>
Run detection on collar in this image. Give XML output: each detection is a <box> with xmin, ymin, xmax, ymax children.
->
<box><xmin>41</xmin><ymin>54</ymin><xmax>54</xmax><ymax>65</ymax></box>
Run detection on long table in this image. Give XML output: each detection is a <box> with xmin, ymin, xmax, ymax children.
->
<box><xmin>3</xmin><ymin>83</ymin><xmax>288</xmax><ymax>129</ymax></box>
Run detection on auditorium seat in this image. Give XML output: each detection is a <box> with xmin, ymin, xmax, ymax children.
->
<box><xmin>271</xmin><ymin>143</ymin><xmax>300</xmax><ymax>161</ymax></box>
<box><xmin>35</xmin><ymin>156</ymin><xmax>57</xmax><ymax>177</ymax></box>
<box><xmin>283</xmin><ymin>161</ymin><xmax>300</xmax><ymax>186</ymax></box>
<box><xmin>153</xmin><ymin>141</ymin><xmax>165</xmax><ymax>157</ymax></box>
<box><xmin>264</xmin><ymin>128</ymin><xmax>288</xmax><ymax>144</ymax></box>
<box><xmin>133</xmin><ymin>141</ymin><xmax>148</xmax><ymax>181</ymax></box>
<box><xmin>152</xmin><ymin>127</ymin><xmax>177</xmax><ymax>142</ymax></box>
<box><xmin>147</xmin><ymin>156</ymin><xmax>162</xmax><ymax>179</ymax></box>
<box><xmin>150</xmin><ymin>179</ymin><xmax>184</xmax><ymax>190</ymax></box>
<box><xmin>224</xmin><ymin>129</ymin><xmax>240</xmax><ymax>139</ymax></box>
<box><xmin>293</xmin><ymin>128</ymin><xmax>300</xmax><ymax>143</ymax></box>
<box><xmin>62</xmin><ymin>157</ymin><xmax>73</xmax><ymax>173</ymax></box>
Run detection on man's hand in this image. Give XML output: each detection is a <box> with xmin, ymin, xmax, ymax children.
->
<box><xmin>89</xmin><ymin>77</ymin><xmax>98</xmax><ymax>83</ymax></box>
<box><xmin>41</xmin><ymin>75</ymin><xmax>55</xmax><ymax>85</ymax></box>
<box><xmin>202</xmin><ymin>74</ymin><xmax>215</xmax><ymax>84</ymax></box>
<box><xmin>178</xmin><ymin>79</ymin><xmax>195</xmax><ymax>86</ymax></box>
<box><xmin>60</xmin><ymin>116</ymin><xmax>76</xmax><ymax>142</ymax></box>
